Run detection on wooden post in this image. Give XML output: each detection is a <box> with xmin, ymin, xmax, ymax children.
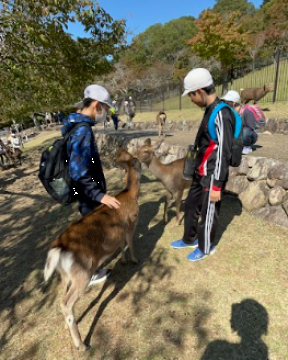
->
<box><xmin>273</xmin><ymin>47</ymin><xmax>281</xmax><ymax>103</ymax></box>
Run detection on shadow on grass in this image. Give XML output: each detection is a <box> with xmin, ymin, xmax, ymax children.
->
<box><xmin>216</xmin><ymin>193</ymin><xmax>243</xmax><ymax>242</ymax></box>
<box><xmin>199</xmin><ymin>299</ymin><xmax>269</xmax><ymax>360</ymax></box>
<box><xmin>0</xmin><ymin>174</ymin><xmax>73</xmax><ymax>351</ymax></box>
<box><xmin>79</xmin><ymin>196</ymin><xmax>169</xmax><ymax>345</ymax></box>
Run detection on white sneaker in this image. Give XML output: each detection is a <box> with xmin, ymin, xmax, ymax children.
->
<box><xmin>242</xmin><ymin>146</ymin><xmax>253</xmax><ymax>155</ymax></box>
<box><xmin>88</xmin><ymin>268</ymin><xmax>111</xmax><ymax>286</ymax></box>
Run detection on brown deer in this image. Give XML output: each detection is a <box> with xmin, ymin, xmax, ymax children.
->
<box><xmin>240</xmin><ymin>84</ymin><xmax>273</xmax><ymax>104</ymax></box>
<box><xmin>135</xmin><ymin>138</ymin><xmax>191</xmax><ymax>225</ymax></box>
<box><xmin>44</xmin><ymin>149</ymin><xmax>141</xmax><ymax>351</ymax></box>
<box><xmin>156</xmin><ymin>111</ymin><xmax>167</xmax><ymax>138</ymax></box>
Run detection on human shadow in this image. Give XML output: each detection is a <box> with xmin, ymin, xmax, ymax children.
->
<box><xmin>78</xmin><ymin>196</ymin><xmax>171</xmax><ymax>346</ymax></box>
<box><xmin>216</xmin><ymin>193</ymin><xmax>242</xmax><ymax>242</ymax></box>
<box><xmin>199</xmin><ymin>299</ymin><xmax>269</xmax><ymax>360</ymax></box>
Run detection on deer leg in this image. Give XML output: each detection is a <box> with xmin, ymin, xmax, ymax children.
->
<box><xmin>175</xmin><ymin>189</ymin><xmax>184</xmax><ymax>225</ymax></box>
<box><xmin>126</xmin><ymin>225</ymin><xmax>138</xmax><ymax>263</ymax></box>
<box><xmin>164</xmin><ymin>191</ymin><xmax>173</xmax><ymax>224</ymax></box>
<box><xmin>62</xmin><ymin>275</ymin><xmax>90</xmax><ymax>351</ymax></box>
<box><xmin>120</xmin><ymin>241</ymin><xmax>127</xmax><ymax>264</ymax></box>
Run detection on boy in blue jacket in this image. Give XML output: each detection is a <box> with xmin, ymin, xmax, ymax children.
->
<box><xmin>62</xmin><ymin>84</ymin><xmax>120</xmax><ymax>284</ymax></box>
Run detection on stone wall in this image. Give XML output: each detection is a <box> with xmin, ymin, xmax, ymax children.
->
<box><xmin>94</xmin><ymin>133</ymin><xmax>288</xmax><ymax>228</ymax></box>
<box><xmin>131</xmin><ymin>118</ymin><xmax>288</xmax><ymax>135</ymax></box>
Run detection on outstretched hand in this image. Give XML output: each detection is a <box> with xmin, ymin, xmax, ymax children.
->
<box><xmin>101</xmin><ymin>194</ymin><xmax>121</xmax><ymax>209</ymax></box>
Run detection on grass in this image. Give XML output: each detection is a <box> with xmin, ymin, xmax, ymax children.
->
<box><xmin>134</xmin><ymin>102</ymin><xmax>288</xmax><ymax>123</ymax></box>
<box><xmin>0</xmin><ymin>146</ymin><xmax>288</xmax><ymax>359</ymax></box>
<box><xmin>153</xmin><ymin>59</ymin><xmax>288</xmax><ymax>112</ymax></box>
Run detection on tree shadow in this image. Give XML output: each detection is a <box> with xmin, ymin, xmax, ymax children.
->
<box><xmin>199</xmin><ymin>299</ymin><xmax>269</xmax><ymax>360</ymax></box>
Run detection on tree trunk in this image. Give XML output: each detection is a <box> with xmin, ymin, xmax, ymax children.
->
<box><xmin>221</xmin><ymin>69</ymin><xmax>229</xmax><ymax>96</ymax></box>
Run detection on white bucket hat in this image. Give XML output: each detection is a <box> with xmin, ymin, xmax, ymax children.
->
<box><xmin>221</xmin><ymin>90</ymin><xmax>241</xmax><ymax>104</ymax></box>
<box><xmin>74</xmin><ymin>84</ymin><xmax>113</xmax><ymax>109</ymax></box>
<box><xmin>182</xmin><ymin>68</ymin><xmax>214</xmax><ymax>96</ymax></box>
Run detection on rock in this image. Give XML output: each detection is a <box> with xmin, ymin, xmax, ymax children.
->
<box><xmin>264</xmin><ymin>119</ymin><xmax>278</xmax><ymax>133</ymax></box>
<box><xmin>253</xmin><ymin>205</ymin><xmax>288</xmax><ymax>228</ymax></box>
<box><xmin>266</xmin><ymin>178</ymin><xmax>277</xmax><ymax>188</ymax></box>
<box><xmin>247</xmin><ymin>156</ymin><xmax>261</xmax><ymax>168</ymax></box>
<box><xmin>169</xmin><ymin>146</ymin><xmax>180</xmax><ymax>156</ymax></box>
<box><xmin>225</xmin><ymin>176</ymin><xmax>250</xmax><ymax>195</ymax></box>
<box><xmin>162</xmin><ymin>155</ymin><xmax>177</xmax><ymax>164</ymax></box>
<box><xmin>247</xmin><ymin>158</ymin><xmax>277</xmax><ymax>181</ymax></box>
<box><xmin>262</xmin><ymin>131</ymin><xmax>272</xmax><ymax>135</ymax></box>
<box><xmin>158</xmin><ymin>143</ymin><xmax>170</xmax><ymax>156</ymax></box>
<box><xmin>268</xmin><ymin>186</ymin><xmax>287</xmax><ymax>206</ymax></box>
<box><xmin>238</xmin><ymin>157</ymin><xmax>250</xmax><ymax>175</ymax></box>
<box><xmin>267</xmin><ymin>163</ymin><xmax>288</xmax><ymax>181</ymax></box>
<box><xmin>239</xmin><ymin>180</ymin><xmax>268</xmax><ymax>211</ymax></box>
<box><xmin>229</xmin><ymin>167</ymin><xmax>239</xmax><ymax>178</ymax></box>
<box><xmin>283</xmin><ymin>200</ymin><xmax>288</xmax><ymax>216</ymax></box>
<box><xmin>177</xmin><ymin>147</ymin><xmax>187</xmax><ymax>159</ymax></box>
<box><xmin>278</xmin><ymin>179</ymin><xmax>288</xmax><ymax>190</ymax></box>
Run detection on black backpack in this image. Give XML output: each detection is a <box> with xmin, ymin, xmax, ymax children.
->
<box><xmin>38</xmin><ymin>122</ymin><xmax>91</xmax><ymax>205</ymax></box>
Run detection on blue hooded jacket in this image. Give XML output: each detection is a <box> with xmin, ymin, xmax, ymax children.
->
<box><xmin>61</xmin><ymin>113</ymin><xmax>106</xmax><ymax>203</ymax></box>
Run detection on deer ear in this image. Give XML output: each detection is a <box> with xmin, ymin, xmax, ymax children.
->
<box><xmin>144</xmin><ymin>138</ymin><xmax>151</xmax><ymax>146</ymax></box>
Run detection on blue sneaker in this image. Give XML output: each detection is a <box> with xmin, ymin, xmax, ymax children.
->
<box><xmin>170</xmin><ymin>238</ymin><xmax>198</xmax><ymax>249</ymax></box>
<box><xmin>187</xmin><ymin>247</ymin><xmax>207</xmax><ymax>261</ymax></box>
<box><xmin>187</xmin><ymin>246</ymin><xmax>216</xmax><ymax>262</ymax></box>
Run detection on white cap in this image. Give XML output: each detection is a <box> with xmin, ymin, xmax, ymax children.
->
<box><xmin>74</xmin><ymin>84</ymin><xmax>113</xmax><ymax>109</ymax></box>
<box><xmin>221</xmin><ymin>90</ymin><xmax>241</xmax><ymax>103</ymax></box>
<box><xmin>182</xmin><ymin>68</ymin><xmax>214</xmax><ymax>96</ymax></box>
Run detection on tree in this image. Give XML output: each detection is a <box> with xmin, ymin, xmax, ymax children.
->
<box><xmin>261</xmin><ymin>0</ymin><xmax>288</xmax><ymax>48</ymax></box>
<box><xmin>123</xmin><ymin>16</ymin><xmax>197</xmax><ymax>69</ymax></box>
<box><xmin>213</xmin><ymin>0</ymin><xmax>255</xmax><ymax>18</ymax></box>
<box><xmin>0</xmin><ymin>0</ymin><xmax>126</xmax><ymax>125</ymax></box>
<box><xmin>188</xmin><ymin>10</ymin><xmax>249</xmax><ymax>94</ymax></box>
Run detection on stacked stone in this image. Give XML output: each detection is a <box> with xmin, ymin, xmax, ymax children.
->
<box><xmin>94</xmin><ymin>133</ymin><xmax>288</xmax><ymax>228</ymax></box>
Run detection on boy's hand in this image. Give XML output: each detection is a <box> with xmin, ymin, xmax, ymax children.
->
<box><xmin>101</xmin><ymin>194</ymin><xmax>121</xmax><ymax>209</ymax></box>
<box><xmin>210</xmin><ymin>190</ymin><xmax>221</xmax><ymax>203</ymax></box>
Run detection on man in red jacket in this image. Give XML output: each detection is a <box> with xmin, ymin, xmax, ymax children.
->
<box><xmin>171</xmin><ymin>68</ymin><xmax>235</xmax><ymax>261</ymax></box>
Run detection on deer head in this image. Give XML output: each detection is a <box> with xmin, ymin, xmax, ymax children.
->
<box><xmin>135</xmin><ymin>138</ymin><xmax>163</xmax><ymax>167</ymax></box>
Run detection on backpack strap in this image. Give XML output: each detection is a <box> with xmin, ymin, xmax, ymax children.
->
<box><xmin>208</xmin><ymin>103</ymin><xmax>242</xmax><ymax>142</ymax></box>
<box><xmin>63</xmin><ymin>122</ymin><xmax>92</xmax><ymax>143</ymax></box>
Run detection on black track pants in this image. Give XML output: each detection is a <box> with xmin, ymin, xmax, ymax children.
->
<box><xmin>183</xmin><ymin>176</ymin><xmax>222</xmax><ymax>254</ymax></box>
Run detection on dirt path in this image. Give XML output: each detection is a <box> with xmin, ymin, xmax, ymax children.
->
<box><xmin>0</xmin><ymin>133</ymin><xmax>288</xmax><ymax>360</ymax></box>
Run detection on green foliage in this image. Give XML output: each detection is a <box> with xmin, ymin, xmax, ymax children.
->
<box><xmin>188</xmin><ymin>11</ymin><xmax>249</xmax><ymax>70</ymax></box>
<box><xmin>213</xmin><ymin>0</ymin><xmax>255</xmax><ymax>17</ymax></box>
<box><xmin>0</xmin><ymin>0</ymin><xmax>126</xmax><ymax>124</ymax></box>
<box><xmin>123</xmin><ymin>17</ymin><xmax>197</xmax><ymax>69</ymax></box>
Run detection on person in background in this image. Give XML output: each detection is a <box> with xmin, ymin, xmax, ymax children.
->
<box><xmin>10</xmin><ymin>130</ymin><xmax>21</xmax><ymax>152</ymax></box>
<box><xmin>62</xmin><ymin>84</ymin><xmax>120</xmax><ymax>285</ymax></box>
<box><xmin>221</xmin><ymin>90</ymin><xmax>258</xmax><ymax>155</ymax></box>
<box><xmin>58</xmin><ymin>110</ymin><xmax>63</xmax><ymax>123</ymax></box>
<box><xmin>110</xmin><ymin>100</ymin><xmax>119</xmax><ymax>130</ymax></box>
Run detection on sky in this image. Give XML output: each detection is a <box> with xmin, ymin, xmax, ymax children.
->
<box><xmin>67</xmin><ymin>0</ymin><xmax>263</xmax><ymax>41</ymax></box>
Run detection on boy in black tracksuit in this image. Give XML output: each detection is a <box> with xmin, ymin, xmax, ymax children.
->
<box><xmin>171</xmin><ymin>68</ymin><xmax>235</xmax><ymax>261</ymax></box>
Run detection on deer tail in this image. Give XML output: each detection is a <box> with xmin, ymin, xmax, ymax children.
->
<box><xmin>44</xmin><ymin>248</ymin><xmax>61</xmax><ymax>282</ymax></box>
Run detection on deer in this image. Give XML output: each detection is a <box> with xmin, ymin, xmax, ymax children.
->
<box><xmin>44</xmin><ymin>149</ymin><xmax>141</xmax><ymax>351</ymax></box>
<box><xmin>240</xmin><ymin>84</ymin><xmax>273</xmax><ymax>104</ymax></box>
<box><xmin>156</xmin><ymin>111</ymin><xmax>167</xmax><ymax>138</ymax></box>
<box><xmin>135</xmin><ymin>138</ymin><xmax>191</xmax><ymax>225</ymax></box>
